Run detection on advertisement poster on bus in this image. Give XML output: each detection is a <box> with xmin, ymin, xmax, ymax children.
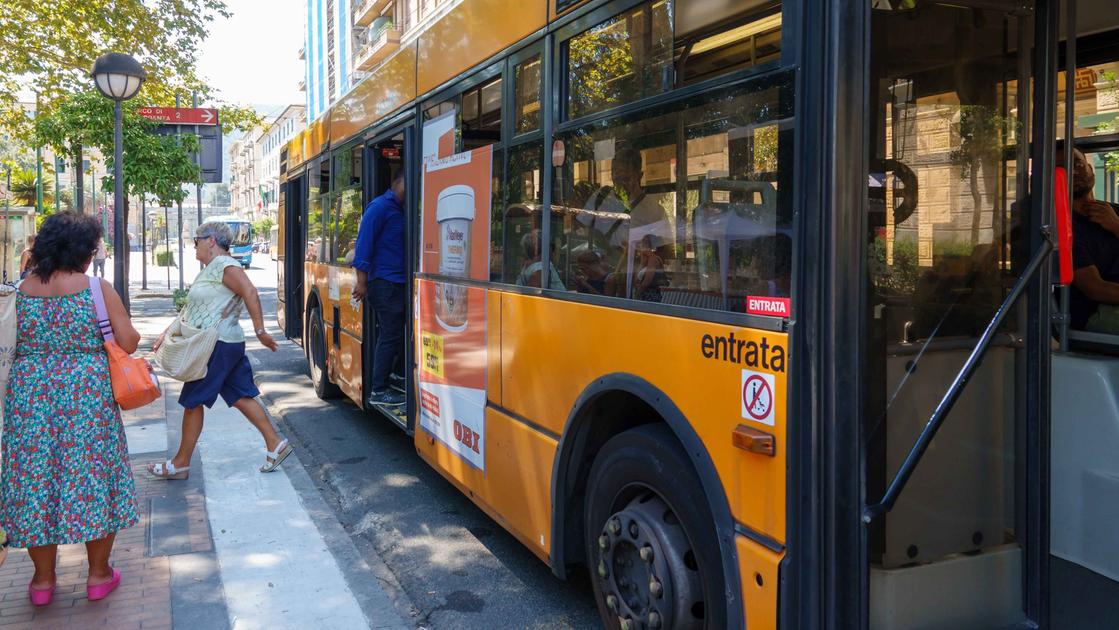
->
<box><xmin>417</xmin><ymin>143</ymin><xmax>493</xmax><ymax>471</ymax></box>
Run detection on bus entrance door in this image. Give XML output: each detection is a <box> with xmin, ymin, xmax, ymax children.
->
<box><xmin>361</xmin><ymin>130</ymin><xmax>409</xmax><ymax>429</ymax></box>
<box><xmin>279</xmin><ymin>174</ymin><xmax>306</xmax><ymax>342</ymax></box>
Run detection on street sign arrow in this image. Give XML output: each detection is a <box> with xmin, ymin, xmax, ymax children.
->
<box><xmin>138</xmin><ymin>107</ymin><xmax>219</xmax><ymax>126</ymax></box>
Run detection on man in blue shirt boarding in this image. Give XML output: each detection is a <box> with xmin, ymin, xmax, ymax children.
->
<box><xmin>352</xmin><ymin>169</ymin><xmax>407</xmax><ymax>407</ymax></box>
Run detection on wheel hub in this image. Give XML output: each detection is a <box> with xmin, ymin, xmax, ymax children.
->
<box><xmin>596</xmin><ymin>493</ymin><xmax>704</xmax><ymax>630</ymax></box>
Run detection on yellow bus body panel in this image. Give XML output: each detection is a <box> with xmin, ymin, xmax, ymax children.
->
<box><xmin>417</xmin><ymin>0</ymin><xmax>547</xmax><ymax>95</ymax></box>
<box><xmin>496</xmin><ymin>292</ymin><xmax>788</xmax><ymax>543</ymax></box>
<box><xmin>415</xmin><ymin>403</ymin><xmax>558</xmax><ymax>563</ymax></box>
<box><xmin>737</xmin><ymin>535</ymin><xmax>782</xmax><ymax>630</ymax></box>
<box><xmin>289</xmin><ymin>129</ymin><xmax>307</xmax><ymax>169</ymax></box>
<box><xmin>331</xmin><ymin>44</ymin><xmax>418</xmax><ymax>145</ymax></box>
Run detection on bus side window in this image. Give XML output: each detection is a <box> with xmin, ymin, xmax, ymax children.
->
<box><xmin>551</xmin><ymin>73</ymin><xmax>794</xmax><ymax>312</ymax></box>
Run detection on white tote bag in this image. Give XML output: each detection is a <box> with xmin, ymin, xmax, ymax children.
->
<box><xmin>0</xmin><ymin>283</ymin><xmax>17</xmax><ymax>458</ymax></box>
<box><xmin>154</xmin><ymin>296</ymin><xmax>241</xmax><ymax>382</ymax></box>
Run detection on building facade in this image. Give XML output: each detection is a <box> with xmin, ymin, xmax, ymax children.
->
<box><xmin>228</xmin><ymin>128</ymin><xmax>264</xmax><ymax>221</ymax></box>
<box><xmin>303</xmin><ymin>0</ymin><xmax>461</xmax><ymax>123</ymax></box>
<box><xmin>261</xmin><ymin>105</ymin><xmax>307</xmax><ymax>221</ymax></box>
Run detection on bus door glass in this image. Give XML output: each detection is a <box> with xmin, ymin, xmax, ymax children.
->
<box><xmin>281</xmin><ymin>171</ymin><xmax>308</xmax><ymax>340</ymax></box>
<box><xmin>1048</xmin><ymin>4</ymin><xmax>1119</xmax><ymax>622</ymax></box>
<box><xmin>862</xmin><ymin>1</ymin><xmax>1043</xmax><ymax>627</ymax></box>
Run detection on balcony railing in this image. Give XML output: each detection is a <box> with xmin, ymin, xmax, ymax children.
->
<box><xmin>354</xmin><ymin>19</ymin><xmax>400</xmax><ymax>71</ymax></box>
<box><xmin>353</xmin><ymin>0</ymin><xmax>392</xmax><ymax>27</ymax></box>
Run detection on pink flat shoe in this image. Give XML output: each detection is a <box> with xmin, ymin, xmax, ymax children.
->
<box><xmin>87</xmin><ymin>568</ymin><xmax>121</xmax><ymax>601</ymax></box>
<box><xmin>28</xmin><ymin>582</ymin><xmax>55</xmax><ymax>606</ymax></box>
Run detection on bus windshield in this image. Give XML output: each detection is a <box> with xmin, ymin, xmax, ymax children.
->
<box><xmin>228</xmin><ymin>222</ymin><xmax>252</xmax><ymax>247</ymax></box>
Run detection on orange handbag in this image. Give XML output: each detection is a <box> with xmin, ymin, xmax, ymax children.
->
<box><xmin>89</xmin><ymin>277</ymin><xmax>162</xmax><ymax>410</ymax></box>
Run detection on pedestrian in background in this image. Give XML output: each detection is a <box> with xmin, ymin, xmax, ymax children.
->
<box><xmin>93</xmin><ymin>239</ymin><xmax>107</xmax><ymax>278</ymax></box>
<box><xmin>18</xmin><ymin>235</ymin><xmax>34</xmax><ymax>280</ymax></box>
<box><xmin>352</xmin><ymin>169</ymin><xmax>407</xmax><ymax>407</ymax></box>
<box><xmin>1</xmin><ymin>212</ymin><xmax>141</xmax><ymax>606</ymax></box>
<box><xmin>149</xmin><ymin>221</ymin><xmax>290</xmax><ymax>480</ymax></box>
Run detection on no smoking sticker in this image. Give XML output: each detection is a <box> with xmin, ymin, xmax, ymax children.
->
<box><xmin>741</xmin><ymin>369</ymin><xmax>775</xmax><ymax>426</ymax></box>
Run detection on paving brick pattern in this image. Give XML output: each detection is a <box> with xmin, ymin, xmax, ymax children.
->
<box><xmin>0</xmin><ymin>461</ymin><xmax>174</xmax><ymax>630</ymax></box>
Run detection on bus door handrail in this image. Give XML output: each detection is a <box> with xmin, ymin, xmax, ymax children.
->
<box><xmin>862</xmin><ymin>232</ymin><xmax>1054</xmax><ymax>523</ymax></box>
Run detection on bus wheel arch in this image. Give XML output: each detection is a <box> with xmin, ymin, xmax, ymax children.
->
<box><xmin>305</xmin><ymin>290</ymin><xmax>340</xmax><ymax>399</ymax></box>
<box><xmin>551</xmin><ymin>374</ymin><xmax>744</xmax><ymax>630</ymax></box>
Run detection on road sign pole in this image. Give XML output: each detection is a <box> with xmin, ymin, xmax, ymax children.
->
<box><xmin>54</xmin><ymin>157</ymin><xmax>60</xmax><ymax>212</ymax></box>
<box><xmin>164</xmin><ymin>205</ymin><xmax>170</xmax><ymax>291</ymax></box>
<box><xmin>141</xmin><ymin>196</ymin><xmax>147</xmax><ymax>290</ymax></box>
<box><xmin>194</xmin><ymin>92</ymin><xmax>204</xmax><ymax>227</ymax></box>
<box><xmin>175</xmin><ymin>94</ymin><xmax>185</xmax><ymax>291</ymax></box>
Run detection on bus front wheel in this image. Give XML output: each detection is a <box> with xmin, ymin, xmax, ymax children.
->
<box><xmin>584</xmin><ymin>424</ymin><xmax>727</xmax><ymax>630</ymax></box>
<box><xmin>308</xmin><ymin>307</ymin><xmax>340</xmax><ymax>400</ymax></box>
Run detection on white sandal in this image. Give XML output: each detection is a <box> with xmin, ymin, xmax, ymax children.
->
<box><xmin>147</xmin><ymin>460</ymin><xmax>189</xmax><ymax>480</ymax></box>
<box><xmin>260</xmin><ymin>439</ymin><xmax>293</xmax><ymax>473</ymax></box>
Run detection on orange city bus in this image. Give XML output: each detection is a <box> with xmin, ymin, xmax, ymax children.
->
<box><xmin>277</xmin><ymin>0</ymin><xmax>1119</xmax><ymax>627</ymax></box>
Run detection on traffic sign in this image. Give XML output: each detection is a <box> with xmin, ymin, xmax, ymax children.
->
<box><xmin>741</xmin><ymin>370</ymin><xmax>775</xmax><ymax>425</ymax></box>
<box><xmin>138</xmin><ymin>107</ymin><xmax>219</xmax><ymax>125</ymax></box>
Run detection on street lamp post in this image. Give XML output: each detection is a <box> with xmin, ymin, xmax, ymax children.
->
<box><xmin>91</xmin><ymin>52</ymin><xmax>146</xmax><ymax>309</ymax></box>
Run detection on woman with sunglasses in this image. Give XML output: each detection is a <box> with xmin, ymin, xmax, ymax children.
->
<box><xmin>148</xmin><ymin>221</ymin><xmax>291</xmax><ymax>480</ymax></box>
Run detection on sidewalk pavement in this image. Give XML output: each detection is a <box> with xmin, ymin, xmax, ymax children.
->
<box><xmin>0</xmin><ymin>297</ymin><xmax>409</xmax><ymax>630</ymax></box>
<box><xmin>100</xmin><ymin>251</ymin><xmax>203</xmax><ymax>298</ymax></box>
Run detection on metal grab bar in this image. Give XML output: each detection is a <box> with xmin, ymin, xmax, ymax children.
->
<box><xmin>862</xmin><ymin>234</ymin><xmax>1054</xmax><ymax>523</ymax></box>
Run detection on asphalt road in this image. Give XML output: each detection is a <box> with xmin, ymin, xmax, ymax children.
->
<box><xmin>243</xmin><ymin>258</ymin><xmax>600</xmax><ymax>630</ymax></box>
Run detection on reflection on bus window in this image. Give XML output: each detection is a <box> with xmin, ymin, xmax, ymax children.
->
<box><xmin>463</xmin><ymin>76</ymin><xmax>502</xmax><ymax>151</ymax></box>
<box><xmin>331</xmin><ymin>143</ymin><xmax>363</xmax><ymax>265</ymax></box>
<box><xmin>551</xmin><ymin>72</ymin><xmax>794</xmax><ymax>313</ymax></box>
<box><xmin>514</xmin><ymin>56</ymin><xmax>542</xmax><ymax>134</ymax></box>
<box><xmin>565</xmin><ymin>0</ymin><xmax>674</xmax><ymax>120</ymax></box>
<box><xmin>307</xmin><ymin>158</ymin><xmax>325</xmax><ymax>263</ymax></box>
<box><xmin>231</xmin><ymin>222</ymin><xmax>252</xmax><ymax>246</ymax></box>
<box><xmin>498</xmin><ymin>145</ymin><xmax>544</xmax><ymax>285</ymax></box>
<box><xmin>564</xmin><ymin>0</ymin><xmax>784</xmax><ymax>119</ymax></box>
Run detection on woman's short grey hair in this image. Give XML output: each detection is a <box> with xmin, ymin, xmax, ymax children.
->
<box><xmin>196</xmin><ymin>221</ymin><xmax>234</xmax><ymax>251</ymax></box>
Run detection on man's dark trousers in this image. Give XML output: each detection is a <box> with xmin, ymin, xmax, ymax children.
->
<box><xmin>369</xmin><ymin>278</ymin><xmax>405</xmax><ymax>391</ymax></box>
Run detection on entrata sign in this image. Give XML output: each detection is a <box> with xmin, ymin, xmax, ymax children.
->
<box><xmin>138</xmin><ymin>107</ymin><xmax>218</xmax><ymax>125</ymax></box>
<box><xmin>746</xmin><ymin>296</ymin><xmax>790</xmax><ymax>318</ymax></box>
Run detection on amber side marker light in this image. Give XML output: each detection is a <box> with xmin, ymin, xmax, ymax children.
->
<box><xmin>732</xmin><ymin>424</ymin><xmax>776</xmax><ymax>457</ymax></box>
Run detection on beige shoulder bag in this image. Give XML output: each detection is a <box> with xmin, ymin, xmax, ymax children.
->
<box><xmin>154</xmin><ymin>296</ymin><xmax>242</xmax><ymax>382</ymax></box>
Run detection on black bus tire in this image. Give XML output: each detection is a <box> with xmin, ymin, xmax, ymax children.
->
<box><xmin>584</xmin><ymin>424</ymin><xmax>728</xmax><ymax>630</ymax></box>
<box><xmin>308</xmin><ymin>307</ymin><xmax>340</xmax><ymax>399</ymax></box>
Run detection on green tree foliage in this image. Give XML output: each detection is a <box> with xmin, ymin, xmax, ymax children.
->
<box><xmin>252</xmin><ymin>217</ymin><xmax>274</xmax><ymax>239</ymax></box>
<box><xmin>35</xmin><ymin>91</ymin><xmax>199</xmax><ymax>206</ymax></box>
<box><xmin>0</xmin><ymin>0</ymin><xmax>261</xmax><ymax>140</ymax></box>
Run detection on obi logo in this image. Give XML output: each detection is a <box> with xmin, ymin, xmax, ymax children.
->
<box><xmin>453</xmin><ymin>420</ymin><xmax>481</xmax><ymax>454</ymax></box>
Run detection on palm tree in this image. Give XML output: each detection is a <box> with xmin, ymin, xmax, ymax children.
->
<box><xmin>7</xmin><ymin>167</ymin><xmax>55</xmax><ymax>208</ymax></box>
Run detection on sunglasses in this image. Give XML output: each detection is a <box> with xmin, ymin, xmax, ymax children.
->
<box><xmin>193</xmin><ymin>236</ymin><xmax>211</xmax><ymax>245</ymax></box>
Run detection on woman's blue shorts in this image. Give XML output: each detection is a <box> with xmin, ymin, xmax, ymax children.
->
<box><xmin>179</xmin><ymin>341</ymin><xmax>261</xmax><ymax>409</ymax></box>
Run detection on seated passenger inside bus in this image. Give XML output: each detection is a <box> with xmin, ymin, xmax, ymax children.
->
<box><xmin>516</xmin><ymin>231</ymin><xmax>565</xmax><ymax>290</ymax></box>
<box><xmin>1062</xmin><ymin>143</ymin><xmax>1119</xmax><ymax>333</ymax></box>
<box><xmin>573</xmin><ymin>250</ymin><xmax>610</xmax><ymax>295</ymax></box>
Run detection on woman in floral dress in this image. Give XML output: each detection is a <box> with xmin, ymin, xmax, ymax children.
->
<box><xmin>0</xmin><ymin>212</ymin><xmax>141</xmax><ymax>605</ymax></box>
